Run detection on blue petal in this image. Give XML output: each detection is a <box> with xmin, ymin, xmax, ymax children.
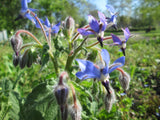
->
<box><xmin>106</xmin><ymin>5</ymin><xmax>116</xmax><ymax>15</ymax></box>
<box><xmin>21</xmin><ymin>0</ymin><xmax>28</xmax><ymax>11</ymax></box>
<box><xmin>76</xmin><ymin>59</ymin><xmax>101</xmax><ymax>80</ymax></box>
<box><xmin>98</xmin><ymin>11</ymin><xmax>107</xmax><ymax>31</ymax></box>
<box><xmin>111</xmin><ymin>34</ymin><xmax>122</xmax><ymax>45</ymax></box>
<box><xmin>33</xmin><ymin>17</ymin><xmax>44</xmax><ymax>29</ymax></box>
<box><xmin>101</xmin><ymin>49</ymin><xmax>110</xmax><ymax>67</ymax></box>
<box><xmin>109</xmin><ymin>56</ymin><xmax>125</xmax><ymax>73</ymax></box>
<box><xmin>45</xmin><ymin>17</ymin><xmax>51</xmax><ymax>27</ymax></box>
<box><xmin>88</xmin><ymin>15</ymin><xmax>99</xmax><ymax>33</ymax></box>
<box><xmin>29</xmin><ymin>8</ymin><xmax>37</xmax><ymax>12</ymax></box>
<box><xmin>24</xmin><ymin>13</ymin><xmax>34</xmax><ymax>22</ymax></box>
<box><xmin>110</xmin><ymin>15</ymin><xmax>117</xmax><ymax>24</ymax></box>
<box><xmin>77</xmin><ymin>28</ymin><xmax>93</xmax><ymax>36</ymax></box>
<box><xmin>102</xmin><ymin>67</ymin><xmax>109</xmax><ymax>75</ymax></box>
<box><xmin>122</xmin><ymin>27</ymin><xmax>130</xmax><ymax>41</ymax></box>
<box><xmin>27</xmin><ymin>0</ymin><xmax>32</xmax><ymax>3</ymax></box>
<box><xmin>51</xmin><ymin>22</ymin><xmax>61</xmax><ymax>34</ymax></box>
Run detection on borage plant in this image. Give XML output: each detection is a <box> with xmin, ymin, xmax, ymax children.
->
<box><xmin>9</xmin><ymin>0</ymin><xmax>131</xmax><ymax>119</ymax></box>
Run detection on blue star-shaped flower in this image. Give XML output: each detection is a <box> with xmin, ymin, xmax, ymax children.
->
<box><xmin>77</xmin><ymin>11</ymin><xmax>107</xmax><ymax>47</ymax></box>
<box><xmin>111</xmin><ymin>27</ymin><xmax>131</xmax><ymax>56</ymax></box>
<box><xmin>76</xmin><ymin>49</ymin><xmax>125</xmax><ymax>81</ymax></box>
<box><xmin>44</xmin><ymin>17</ymin><xmax>61</xmax><ymax>35</ymax></box>
<box><xmin>106</xmin><ymin>5</ymin><xmax>117</xmax><ymax>29</ymax></box>
<box><xmin>20</xmin><ymin>0</ymin><xmax>36</xmax><ymax>22</ymax></box>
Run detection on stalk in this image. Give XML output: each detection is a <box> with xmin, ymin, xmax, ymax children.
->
<box><xmin>15</xmin><ymin>30</ymin><xmax>42</xmax><ymax>46</ymax></box>
<box><xmin>65</xmin><ymin>37</ymin><xmax>88</xmax><ymax>72</ymax></box>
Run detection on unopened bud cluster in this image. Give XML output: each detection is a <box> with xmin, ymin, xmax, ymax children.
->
<box><xmin>10</xmin><ymin>34</ymin><xmax>40</xmax><ymax>69</ymax></box>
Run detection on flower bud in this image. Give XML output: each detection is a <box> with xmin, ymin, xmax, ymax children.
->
<box><xmin>69</xmin><ymin>84</ymin><xmax>82</xmax><ymax>120</ymax></box>
<box><xmin>65</xmin><ymin>16</ymin><xmax>75</xmax><ymax>30</ymax></box>
<box><xmin>104</xmin><ymin>86</ymin><xmax>116</xmax><ymax>113</ymax></box>
<box><xmin>61</xmin><ymin>104</ymin><xmax>68</xmax><ymax>120</ymax></box>
<box><xmin>27</xmin><ymin>50</ymin><xmax>33</xmax><ymax>68</ymax></box>
<box><xmin>10</xmin><ymin>35</ymin><xmax>23</xmax><ymax>56</ymax></box>
<box><xmin>119</xmin><ymin>70</ymin><xmax>130</xmax><ymax>91</ymax></box>
<box><xmin>64</xmin><ymin>16</ymin><xmax>75</xmax><ymax>38</ymax></box>
<box><xmin>13</xmin><ymin>54</ymin><xmax>19</xmax><ymax>67</ymax></box>
<box><xmin>54</xmin><ymin>72</ymin><xmax>69</xmax><ymax>106</ymax></box>
<box><xmin>19</xmin><ymin>50</ymin><xmax>29</xmax><ymax>69</ymax></box>
<box><xmin>69</xmin><ymin>103</ymin><xmax>82</xmax><ymax>120</ymax></box>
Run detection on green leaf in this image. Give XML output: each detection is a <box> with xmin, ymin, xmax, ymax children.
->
<box><xmin>40</xmin><ymin>44</ymin><xmax>50</xmax><ymax>71</ymax></box>
<box><xmin>8</xmin><ymin>91</ymin><xmax>20</xmax><ymax>120</ymax></box>
<box><xmin>70</xmin><ymin>81</ymin><xmax>93</xmax><ymax>101</ymax></box>
<box><xmin>23</xmin><ymin>83</ymin><xmax>59</xmax><ymax>120</ymax></box>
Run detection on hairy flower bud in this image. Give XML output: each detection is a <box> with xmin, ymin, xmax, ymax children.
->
<box><xmin>104</xmin><ymin>86</ymin><xmax>116</xmax><ymax>113</ymax></box>
<box><xmin>13</xmin><ymin>54</ymin><xmax>19</xmax><ymax>67</ymax></box>
<box><xmin>61</xmin><ymin>104</ymin><xmax>68</xmax><ymax>120</ymax></box>
<box><xmin>69</xmin><ymin>103</ymin><xmax>82</xmax><ymax>120</ymax></box>
<box><xmin>64</xmin><ymin>16</ymin><xmax>75</xmax><ymax>38</ymax></box>
<box><xmin>54</xmin><ymin>72</ymin><xmax>69</xmax><ymax>106</ymax></box>
<box><xmin>19</xmin><ymin>50</ymin><xmax>29</xmax><ymax>69</ymax></box>
<box><xmin>65</xmin><ymin>16</ymin><xmax>75</xmax><ymax>30</ymax></box>
<box><xmin>27</xmin><ymin>50</ymin><xmax>33</xmax><ymax>68</ymax></box>
<box><xmin>69</xmin><ymin>84</ymin><xmax>82</xmax><ymax>120</ymax></box>
<box><xmin>10</xmin><ymin>35</ymin><xmax>23</xmax><ymax>56</ymax></box>
<box><xmin>118</xmin><ymin>70</ymin><xmax>130</xmax><ymax>91</ymax></box>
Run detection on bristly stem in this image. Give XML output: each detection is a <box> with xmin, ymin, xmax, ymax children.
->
<box><xmin>15</xmin><ymin>30</ymin><xmax>42</xmax><ymax>46</ymax></box>
<box><xmin>116</xmin><ymin>68</ymin><xmax>125</xmax><ymax>75</ymax></box>
<box><xmin>48</xmin><ymin>50</ymin><xmax>59</xmax><ymax>77</ymax></box>
<box><xmin>65</xmin><ymin>36</ymin><xmax>88</xmax><ymax>72</ymax></box>
<box><xmin>70</xmin><ymin>84</ymin><xmax>77</xmax><ymax>108</ymax></box>
<box><xmin>20</xmin><ymin>43</ymin><xmax>42</xmax><ymax>51</ymax></box>
<box><xmin>71</xmin><ymin>24</ymin><xmax>90</xmax><ymax>43</ymax></box>
<box><xmin>29</xmin><ymin>10</ymin><xmax>49</xmax><ymax>44</ymax></box>
<box><xmin>86</xmin><ymin>36</ymin><xmax>112</xmax><ymax>48</ymax></box>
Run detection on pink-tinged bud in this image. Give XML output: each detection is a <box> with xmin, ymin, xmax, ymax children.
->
<box><xmin>65</xmin><ymin>16</ymin><xmax>75</xmax><ymax>30</ymax></box>
<box><xmin>10</xmin><ymin>35</ymin><xmax>23</xmax><ymax>56</ymax></box>
<box><xmin>13</xmin><ymin>54</ymin><xmax>19</xmax><ymax>67</ymax></box>
<box><xmin>104</xmin><ymin>86</ymin><xmax>116</xmax><ymax>113</ymax></box>
<box><xmin>117</xmin><ymin>68</ymin><xmax>130</xmax><ymax>91</ymax></box>
<box><xmin>54</xmin><ymin>72</ymin><xmax>69</xmax><ymax>106</ymax></box>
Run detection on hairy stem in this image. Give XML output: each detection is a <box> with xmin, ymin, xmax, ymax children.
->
<box><xmin>86</xmin><ymin>36</ymin><xmax>112</xmax><ymax>48</ymax></box>
<box><xmin>15</xmin><ymin>30</ymin><xmax>42</xmax><ymax>46</ymax></box>
<box><xmin>48</xmin><ymin>50</ymin><xmax>59</xmax><ymax>77</ymax></box>
<box><xmin>65</xmin><ymin>37</ymin><xmax>88</xmax><ymax>72</ymax></box>
<box><xmin>29</xmin><ymin>10</ymin><xmax>49</xmax><ymax>44</ymax></box>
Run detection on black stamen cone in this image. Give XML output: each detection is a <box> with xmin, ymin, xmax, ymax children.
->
<box><xmin>102</xmin><ymin>81</ymin><xmax>110</xmax><ymax>94</ymax></box>
<box><xmin>97</xmin><ymin>36</ymin><xmax>103</xmax><ymax>47</ymax></box>
<box><xmin>15</xmin><ymin>14</ymin><xmax>23</xmax><ymax>21</ymax></box>
<box><xmin>121</xmin><ymin>48</ymin><xmax>125</xmax><ymax>56</ymax></box>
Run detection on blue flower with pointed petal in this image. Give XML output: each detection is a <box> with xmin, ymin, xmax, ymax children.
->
<box><xmin>76</xmin><ymin>49</ymin><xmax>125</xmax><ymax>81</ymax></box>
<box><xmin>106</xmin><ymin>5</ymin><xmax>117</xmax><ymax>29</ymax></box>
<box><xmin>110</xmin><ymin>27</ymin><xmax>131</xmax><ymax>56</ymax></box>
<box><xmin>19</xmin><ymin>0</ymin><xmax>36</xmax><ymax>22</ymax></box>
<box><xmin>78</xmin><ymin>11</ymin><xmax>107</xmax><ymax>47</ymax></box>
<box><xmin>43</xmin><ymin>17</ymin><xmax>61</xmax><ymax>35</ymax></box>
<box><xmin>51</xmin><ymin>22</ymin><xmax>61</xmax><ymax>34</ymax></box>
